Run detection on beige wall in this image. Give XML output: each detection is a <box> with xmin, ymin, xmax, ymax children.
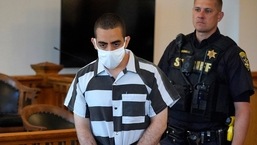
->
<box><xmin>239</xmin><ymin>0</ymin><xmax>257</xmax><ymax>73</ymax></box>
<box><xmin>0</xmin><ymin>0</ymin><xmax>256</xmax><ymax>75</ymax></box>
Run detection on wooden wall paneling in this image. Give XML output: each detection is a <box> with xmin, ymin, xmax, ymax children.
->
<box><xmin>244</xmin><ymin>75</ymin><xmax>257</xmax><ymax>145</ymax></box>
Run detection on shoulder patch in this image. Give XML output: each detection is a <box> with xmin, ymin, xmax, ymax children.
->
<box><xmin>239</xmin><ymin>51</ymin><xmax>250</xmax><ymax>71</ymax></box>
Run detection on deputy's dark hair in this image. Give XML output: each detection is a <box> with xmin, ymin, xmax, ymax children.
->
<box><xmin>216</xmin><ymin>0</ymin><xmax>223</xmax><ymax>11</ymax></box>
<box><xmin>94</xmin><ymin>13</ymin><xmax>126</xmax><ymax>38</ymax></box>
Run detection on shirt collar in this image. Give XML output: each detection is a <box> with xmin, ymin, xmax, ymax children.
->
<box><xmin>96</xmin><ymin>59</ymin><xmax>105</xmax><ymax>75</ymax></box>
<box><xmin>192</xmin><ymin>28</ymin><xmax>221</xmax><ymax>48</ymax></box>
<box><xmin>125</xmin><ymin>49</ymin><xmax>137</xmax><ymax>73</ymax></box>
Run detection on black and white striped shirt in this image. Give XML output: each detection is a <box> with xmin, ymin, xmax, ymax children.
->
<box><xmin>64</xmin><ymin>49</ymin><xmax>180</xmax><ymax>145</ymax></box>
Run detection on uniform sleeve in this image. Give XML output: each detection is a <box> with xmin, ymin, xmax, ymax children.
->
<box><xmin>147</xmin><ymin>65</ymin><xmax>180</xmax><ymax>117</ymax></box>
<box><xmin>225</xmin><ymin>46</ymin><xmax>254</xmax><ymax>101</ymax></box>
<box><xmin>64</xmin><ymin>75</ymin><xmax>88</xmax><ymax>117</ymax></box>
<box><xmin>157</xmin><ymin>66</ymin><xmax>181</xmax><ymax>106</ymax></box>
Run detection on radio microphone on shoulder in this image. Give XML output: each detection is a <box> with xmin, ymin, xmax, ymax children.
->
<box><xmin>176</xmin><ymin>33</ymin><xmax>185</xmax><ymax>49</ymax></box>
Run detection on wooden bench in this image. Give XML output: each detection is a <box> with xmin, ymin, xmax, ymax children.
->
<box><xmin>0</xmin><ymin>128</ymin><xmax>79</xmax><ymax>145</ymax></box>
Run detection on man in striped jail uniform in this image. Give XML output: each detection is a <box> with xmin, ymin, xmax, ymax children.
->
<box><xmin>64</xmin><ymin>13</ymin><xmax>180</xmax><ymax>145</ymax></box>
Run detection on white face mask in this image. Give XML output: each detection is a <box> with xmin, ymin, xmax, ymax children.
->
<box><xmin>94</xmin><ymin>39</ymin><xmax>126</xmax><ymax>69</ymax></box>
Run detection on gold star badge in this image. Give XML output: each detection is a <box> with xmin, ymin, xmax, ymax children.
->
<box><xmin>207</xmin><ymin>49</ymin><xmax>217</xmax><ymax>59</ymax></box>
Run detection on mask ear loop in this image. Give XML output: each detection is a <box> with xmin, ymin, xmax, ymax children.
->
<box><xmin>123</xmin><ymin>37</ymin><xmax>127</xmax><ymax>49</ymax></box>
<box><xmin>93</xmin><ymin>38</ymin><xmax>98</xmax><ymax>49</ymax></box>
<box><xmin>120</xmin><ymin>39</ymin><xmax>127</xmax><ymax>57</ymax></box>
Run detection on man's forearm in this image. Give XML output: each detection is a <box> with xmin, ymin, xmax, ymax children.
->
<box><xmin>76</xmin><ymin>127</ymin><xmax>97</xmax><ymax>145</ymax></box>
<box><xmin>232</xmin><ymin>102</ymin><xmax>250</xmax><ymax>145</ymax></box>
<box><xmin>74</xmin><ymin>114</ymin><xmax>98</xmax><ymax>145</ymax></box>
<box><xmin>137</xmin><ymin>108</ymin><xmax>168</xmax><ymax>145</ymax></box>
<box><xmin>137</xmin><ymin>124</ymin><xmax>165</xmax><ymax>145</ymax></box>
<box><xmin>231</xmin><ymin>117</ymin><xmax>249</xmax><ymax>145</ymax></box>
